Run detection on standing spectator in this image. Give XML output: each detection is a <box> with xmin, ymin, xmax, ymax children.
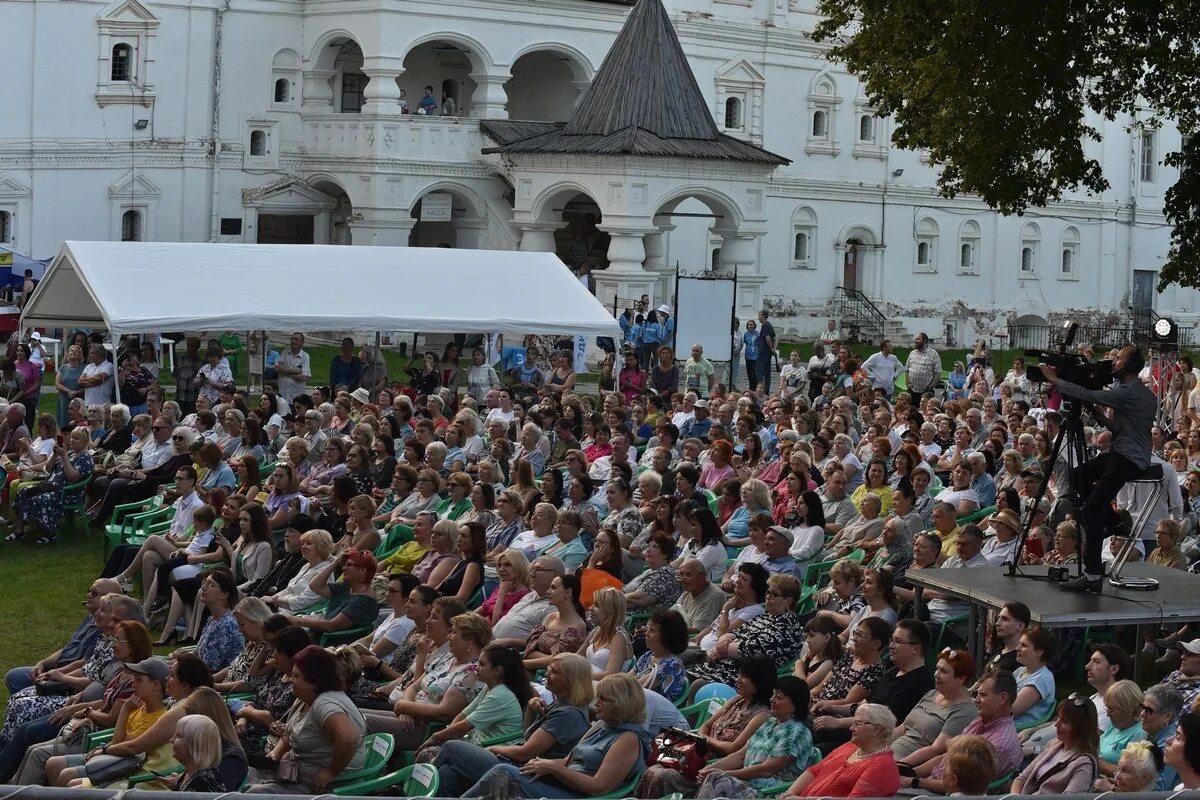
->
<box><xmin>684</xmin><ymin>344</ymin><xmax>715</xmax><ymax>400</ymax></box>
<box><xmin>757</xmin><ymin>309</ymin><xmax>777</xmax><ymax>394</ymax></box>
<box><xmin>173</xmin><ymin>337</ymin><xmax>203</xmax><ymax>416</ymax></box>
<box><xmin>329</xmin><ymin>337</ymin><xmax>364</xmax><ymax>391</ymax></box>
<box><xmin>78</xmin><ymin>343</ymin><xmax>114</xmax><ymax>407</ymax></box>
<box><xmin>862</xmin><ymin>340</ymin><xmax>903</xmax><ymax>399</ymax></box>
<box><xmin>737</xmin><ymin>320</ymin><xmax>759</xmax><ymax>391</ymax></box>
<box><xmin>904</xmin><ymin>332</ymin><xmax>942</xmax><ymax>403</ymax></box>
<box><xmin>275</xmin><ymin>333</ymin><xmax>311</xmax><ymax>403</ymax></box>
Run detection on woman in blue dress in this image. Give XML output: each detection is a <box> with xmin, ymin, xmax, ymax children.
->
<box><xmin>10</xmin><ymin>427</ymin><xmax>94</xmax><ymax>544</ymax></box>
<box><xmin>54</xmin><ymin>344</ymin><xmax>86</xmax><ymax>428</ymax></box>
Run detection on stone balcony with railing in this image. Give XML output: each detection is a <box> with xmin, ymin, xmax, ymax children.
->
<box><xmin>300</xmin><ymin>113</ymin><xmax>485</xmax><ymax>163</ymax></box>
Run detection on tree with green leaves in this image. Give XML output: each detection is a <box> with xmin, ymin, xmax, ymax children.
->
<box><xmin>813</xmin><ymin>0</ymin><xmax>1200</xmax><ymax>290</ymax></box>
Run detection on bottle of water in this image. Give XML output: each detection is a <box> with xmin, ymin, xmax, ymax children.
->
<box><xmin>487</xmin><ymin>768</ymin><xmax>517</xmax><ymax>800</ymax></box>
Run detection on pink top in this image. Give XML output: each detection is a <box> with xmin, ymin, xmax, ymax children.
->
<box><xmin>480</xmin><ymin>585</ymin><xmax>530</xmax><ymax>620</ymax></box>
<box><xmin>700</xmin><ymin>462</ymin><xmax>735</xmax><ymax>490</ymax></box>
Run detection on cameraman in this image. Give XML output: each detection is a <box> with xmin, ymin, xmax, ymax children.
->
<box><xmin>1039</xmin><ymin>345</ymin><xmax>1156</xmax><ymax>592</ymax></box>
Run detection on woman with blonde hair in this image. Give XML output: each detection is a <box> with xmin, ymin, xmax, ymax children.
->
<box><xmin>1095</xmin><ymin>740</ymin><xmax>1161</xmax><ymax>793</ymax></box>
<box><xmin>264</xmin><ymin>529</ymin><xmax>334</xmax><ymax>611</ymax></box>
<box><xmin>463</xmin><ymin>672</ymin><xmax>651</xmax><ymax>798</ymax></box>
<box><xmin>1097</xmin><ymin>680</ymin><xmax>1147</xmax><ymax>777</ymax></box>
<box><xmin>339</xmin><ymin>494</ymin><xmax>380</xmax><ymax>553</ymax></box>
<box><xmin>579</xmin><ymin>587</ymin><xmax>632</xmax><ymax>682</ymax></box>
<box><xmin>433</xmin><ymin>652</ymin><xmax>595</xmax><ymax>796</ymax></box>
<box><xmin>480</xmin><ymin>548</ymin><xmax>531</xmax><ymax>625</ymax></box>
<box><xmin>171</xmin><ymin>714</ymin><xmax>225</xmax><ymax>792</ymax></box>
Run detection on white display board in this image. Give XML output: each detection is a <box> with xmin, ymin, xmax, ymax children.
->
<box><xmin>674</xmin><ymin>277</ymin><xmax>735</xmax><ymax>362</ymax></box>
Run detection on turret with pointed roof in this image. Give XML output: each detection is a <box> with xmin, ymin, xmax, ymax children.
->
<box><xmin>482</xmin><ymin>0</ymin><xmax>788</xmax><ymax>164</ymax></box>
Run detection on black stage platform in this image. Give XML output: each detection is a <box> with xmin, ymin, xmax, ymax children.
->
<box><xmin>906</xmin><ymin>563</ymin><xmax>1200</xmax><ymax>678</ymax></box>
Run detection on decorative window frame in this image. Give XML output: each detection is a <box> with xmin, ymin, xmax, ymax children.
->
<box><xmin>0</xmin><ymin>174</ymin><xmax>31</xmax><ymax>252</ymax></box>
<box><xmin>914</xmin><ymin>217</ymin><xmax>938</xmax><ymax>274</ymax></box>
<box><xmin>790</xmin><ymin>206</ymin><xmax>817</xmax><ymax>270</ymax></box>
<box><xmin>108</xmin><ymin>169</ymin><xmax>159</xmax><ymax>242</ymax></box>
<box><xmin>1019</xmin><ymin>222</ymin><xmax>1041</xmax><ymax>277</ymax></box>
<box><xmin>243</xmin><ymin>118</ymin><xmax>279</xmax><ymax>168</ymax></box>
<box><xmin>95</xmin><ymin>0</ymin><xmax>158</xmax><ymax>107</ymax></box>
<box><xmin>852</xmin><ymin>90</ymin><xmax>887</xmax><ymax>160</ymax></box>
<box><xmin>271</xmin><ymin>49</ymin><xmax>301</xmax><ymax>111</ymax></box>
<box><xmin>715</xmin><ymin>58</ymin><xmax>765</xmax><ymax>144</ymax></box>
<box><xmin>805</xmin><ymin>73</ymin><xmax>842</xmax><ymax>156</ymax></box>
<box><xmin>957</xmin><ymin>220</ymin><xmax>981</xmax><ymax>276</ymax></box>
<box><xmin>1059</xmin><ymin>226</ymin><xmax>1080</xmax><ymax>281</ymax></box>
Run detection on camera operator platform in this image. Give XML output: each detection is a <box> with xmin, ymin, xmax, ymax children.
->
<box><xmin>1038</xmin><ymin>345</ymin><xmax>1157</xmax><ymax>593</ymax></box>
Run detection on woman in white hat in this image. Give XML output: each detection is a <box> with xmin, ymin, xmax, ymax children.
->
<box><xmin>980</xmin><ymin>508</ymin><xmax>1023</xmax><ymax>566</ymax></box>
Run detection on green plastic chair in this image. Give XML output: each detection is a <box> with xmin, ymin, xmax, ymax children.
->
<box><xmin>331</xmin><ymin>732</ymin><xmax>395</xmax><ymax>785</ymax></box>
<box><xmin>333</xmin><ymin>762</ymin><xmax>440</xmax><ymax>797</ymax></box>
<box><xmin>802</xmin><ymin>557</ymin><xmax>839</xmax><ymax>589</ymax></box>
<box><xmin>845</xmin><ymin>548</ymin><xmax>865</xmax><ymax>563</ymax></box>
<box><xmin>595</xmin><ymin>773</ymin><xmax>643</xmax><ymax>799</ymax></box>
<box><xmin>698</xmin><ymin>489</ymin><xmax>718</xmax><ymax>516</ymax></box>
<box><xmin>82</xmin><ymin>728</ymin><xmax>115</xmax><ymax>750</ymax></box>
<box><xmin>55</xmin><ymin>474</ymin><xmax>92</xmax><ymax>538</ymax></box>
<box><xmin>374</xmin><ymin>523</ymin><xmax>413</xmax><ymax>560</ymax></box>
<box><xmin>795</xmin><ymin>584</ymin><xmax>817</xmax><ymax>616</ymax></box>
<box><xmin>988</xmin><ymin>768</ymin><xmax>1017</xmax><ymax>792</ymax></box>
<box><xmin>673</xmin><ymin>679</ymin><xmax>690</xmax><ymax>709</ymax></box>
<box><xmin>126</xmin><ymin>765</ymin><xmax>184</xmax><ymax>787</ymax></box>
<box><xmin>681</xmin><ymin>696</ymin><xmax>727</xmax><ymax>728</ymax></box>
<box><xmin>625</xmin><ymin>608</ymin><xmax>652</xmax><ymax>633</ymax></box>
<box><xmin>756</xmin><ymin>779</ymin><xmax>794</xmax><ymax>797</ymax></box>
<box><xmin>477</xmin><ymin>730</ymin><xmax>523</xmax><ymax>747</ymax></box>
<box><xmin>321</xmin><ymin>624</ymin><xmax>373</xmax><ymax>646</ymax></box>
<box><xmin>927</xmin><ymin>613</ymin><xmax>969</xmax><ymax>669</ymax></box>
<box><xmin>957</xmin><ymin>505</ymin><xmax>997</xmax><ymax>525</ymax></box>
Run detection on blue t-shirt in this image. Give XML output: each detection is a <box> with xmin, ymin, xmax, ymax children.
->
<box><xmin>742</xmin><ymin>330</ymin><xmax>760</xmax><ymax>360</ymax></box>
<box><xmin>1012</xmin><ymin>665</ymin><xmax>1056</xmax><ymax>728</ymax></box>
<box><xmin>642</xmin><ymin>321</ymin><xmax>661</xmax><ymax>345</ymax></box>
<box><xmin>1099</xmin><ymin>721</ymin><xmax>1146</xmax><ymax>765</ymax></box>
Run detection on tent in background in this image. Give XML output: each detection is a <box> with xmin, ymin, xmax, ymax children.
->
<box><xmin>20</xmin><ymin>241</ymin><xmax>621</xmax><ymax>338</ymax></box>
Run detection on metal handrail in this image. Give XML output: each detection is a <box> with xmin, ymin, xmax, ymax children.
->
<box><xmin>835</xmin><ymin>285</ymin><xmax>886</xmax><ymax>341</ymax></box>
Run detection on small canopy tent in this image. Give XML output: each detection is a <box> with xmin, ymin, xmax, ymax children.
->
<box><xmin>20</xmin><ymin>241</ymin><xmax>621</xmax><ymax>338</ymax></box>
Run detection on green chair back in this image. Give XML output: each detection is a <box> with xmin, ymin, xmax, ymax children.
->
<box><xmin>333</xmin><ymin>732</ymin><xmax>394</xmax><ymax>784</ymax></box>
<box><xmin>802</xmin><ymin>558</ymin><xmax>839</xmax><ymax>589</ymax></box>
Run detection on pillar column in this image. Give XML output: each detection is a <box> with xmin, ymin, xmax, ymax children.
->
<box><xmin>642</xmin><ymin>228</ymin><xmax>674</xmax><ymax>306</ymax></box>
<box><xmin>571</xmin><ymin>79</ymin><xmax>591</xmax><ymax>109</ymax></box>
<box><xmin>301</xmin><ymin>69</ymin><xmax>336</xmax><ymax>109</ymax></box>
<box><xmin>350</xmin><ymin>209</ymin><xmax>415</xmax><ymax>246</ymax></box>
<box><xmin>455</xmin><ymin>219</ymin><xmax>488</xmax><ymax>250</ymax></box>
<box><xmin>594</xmin><ymin>229</ymin><xmax>657</xmax><ymax>311</ymax></box>
<box><xmin>470</xmin><ymin>70</ymin><xmax>510</xmax><ymax>120</ymax></box>
<box><xmin>518</xmin><ymin>222</ymin><xmax>562</xmax><ymax>252</ymax></box>
<box><xmin>716</xmin><ymin>231</ymin><xmax>759</xmax><ymax>277</ymax></box>
<box><xmin>360</xmin><ymin>66</ymin><xmax>404</xmax><ymax>116</ymax></box>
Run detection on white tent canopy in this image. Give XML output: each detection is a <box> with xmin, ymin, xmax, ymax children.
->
<box><xmin>21</xmin><ymin>241</ymin><xmax>621</xmax><ymax>338</ymax></box>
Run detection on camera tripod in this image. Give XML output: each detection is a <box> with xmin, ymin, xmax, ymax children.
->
<box><xmin>1007</xmin><ymin>400</ymin><xmax>1089</xmax><ymax>579</ymax></box>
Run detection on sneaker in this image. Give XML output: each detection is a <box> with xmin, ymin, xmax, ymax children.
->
<box><xmin>116</xmin><ymin>576</ymin><xmax>135</xmax><ymax>593</ymax></box>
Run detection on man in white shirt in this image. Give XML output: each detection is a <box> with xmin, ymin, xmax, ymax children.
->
<box><xmin>78</xmin><ymin>344</ymin><xmax>114</xmax><ymax>407</ymax></box>
<box><xmin>274</xmin><ymin>333</ymin><xmax>311</xmax><ymax>402</ymax></box>
<box><xmin>491</xmin><ymin>555</ymin><xmax>564</xmax><ymax>647</ymax></box>
<box><xmin>927</xmin><ymin>525</ymin><xmax>987</xmax><ymax>624</ymax></box>
<box><xmin>589</xmin><ymin>433</ymin><xmax>633</xmax><ymax>482</ymax></box>
<box><xmin>861</xmin><ymin>339</ymin><xmax>904</xmax><ymax>398</ymax></box>
<box><xmin>819</xmin><ymin>319</ymin><xmax>841</xmax><ymax>347</ymax></box>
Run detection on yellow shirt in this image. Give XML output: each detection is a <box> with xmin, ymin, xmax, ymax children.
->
<box><xmin>379</xmin><ymin>541</ymin><xmax>427</xmax><ymax>574</ymax></box>
<box><xmin>937</xmin><ymin>525</ymin><xmax>962</xmax><ymax>563</ymax></box>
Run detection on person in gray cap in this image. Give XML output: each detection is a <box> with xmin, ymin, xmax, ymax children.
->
<box><xmin>761</xmin><ymin>525</ymin><xmax>803</xmax><ymax>580</ymax></box>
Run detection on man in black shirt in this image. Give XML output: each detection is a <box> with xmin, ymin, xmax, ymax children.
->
<box><xmin>811</xmin><ymin>618</ymin><xmax>935</xmax><ymax>752</ymax></box>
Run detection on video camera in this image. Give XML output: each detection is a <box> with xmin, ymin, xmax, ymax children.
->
<box><xmin>1023</xmin><ymin>320</ymin><xmax>1114</xmax><ymax>389</ymax></box>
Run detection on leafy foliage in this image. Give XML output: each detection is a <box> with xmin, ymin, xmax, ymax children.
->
<box><xmin>813</xmin><ymin>0</ymin><xmax>1200</xmax><ymax>289</ymax></box>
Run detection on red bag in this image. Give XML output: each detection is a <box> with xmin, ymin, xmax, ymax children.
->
<box><xmin>648</xmin><ymin>727</ymin><xmax>709</xmax><ymax>781</ymax></box>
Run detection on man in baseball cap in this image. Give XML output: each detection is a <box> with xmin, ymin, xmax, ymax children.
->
<box><xmin>125</xmin><ymin>656</ymin><xmax>170</xmax><ymax>684</ymax></box>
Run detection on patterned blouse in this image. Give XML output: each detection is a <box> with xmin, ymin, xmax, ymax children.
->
<box><xmin>814</xmin><ymin>653</ymin><xmax>888</xmax><ymax>703</ymax></box>
<box><xmin>196</xmin><ymin>612</ymin><xmax>245</xmax><ymax>672</ymax></box>
<box><xmin>687</xmin><ymin>612</ymin><xmax>805</xmax><ymax>688</ymax></box>
<box><xmin>417</xmin><ymin>658</ymin><xmax>481</xmax><ymax>706</ymax></box>
<box><xmin>741</xmin><ymin>717</ymin><xmax>821</xmax><ymax>789</ymax></box>
<box><xmin>602</xmin><ymin>506</ymin><xmax>644</xmax><ymax>543</ymax></box>
<box><xmin>708</xmin><ymin>695</ymin><xmax>769</xmax><ymax>744</ymax></box>
<box><xmin>225</xmin><ymin>639</ymin><xmax>268</xmax><ymax>691</ymax></box>
<box><xmin>624</xmin><ymin>565</ymin><xmax>682</xmax><ymax>610</ymax></box>
<box><xmin>634</xmin><ymin>651</ymin><xmax>687</xmax><ymax>703</ymax></box>
<box><xmin>525</xmin><ymin>622</ymin><xmax>586</xmax><ymax>659</ymax></box>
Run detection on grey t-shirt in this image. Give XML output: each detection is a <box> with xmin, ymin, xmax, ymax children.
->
<box><xmin>642</xmin><ymin>687</ymin><xmax>687</xmax><ymax>736</ymax></box>
<box><xmin>890</xmin><ymin>690</ymin><xmax>978</xmax><ymax>760</ymax></box>
<box><xmin>286</xmin><ymin>691</ymin><xmax>367</xmax><ymax>781</ymax></box>
<box><xmin>525</xmin><ymin>703</ymin><xmax>591</xmax><ymax>759</ymax></box>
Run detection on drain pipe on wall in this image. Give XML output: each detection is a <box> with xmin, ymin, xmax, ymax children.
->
<box><xmin>208</xmin><ymin>0</ymin><xmax>231</xmax><ymax>241</ymax></box>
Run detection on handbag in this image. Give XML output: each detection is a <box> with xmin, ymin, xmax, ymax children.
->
<box><xmin>83</xmin><ymin>752</ymin><xmax>147</xmax><ymax>785</ymax></box>
<box><xmin>648</xmin><ymin>726</ymin><xmax>709</xmax><ymax>781</ymax></box>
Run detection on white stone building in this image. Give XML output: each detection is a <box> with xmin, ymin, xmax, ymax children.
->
<box><xmin>0</xmin><ymin>0</ymin><xmax>1194</xmax><ymax>348</ymax></box>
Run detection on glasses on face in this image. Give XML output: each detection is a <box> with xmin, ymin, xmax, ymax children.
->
<box><xmin>151</xmin><ymin>425</ymin><xmax>168</xmax><ymax>431</ymax></box>
<box><xmin>765</xmin><ymin>589</ymin><xmax>784</xmax><ymax>599</ymax></box>
<box><xmin>891</xmin><ymin>637</ymin><xmax>916</xmax><ymax>647</ymax></box>
<box><xmin>1139</xmin><ymin>704</ymin><xmax>1161</xmax><ymax>716</ymax></box>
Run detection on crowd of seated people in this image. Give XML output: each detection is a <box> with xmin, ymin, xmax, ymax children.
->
<box><xmin>5</xmin><ymin>332</ymin><xmax>1200</xmax><ymax>796</ymax></box>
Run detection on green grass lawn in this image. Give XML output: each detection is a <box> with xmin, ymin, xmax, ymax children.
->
<box><xmin>0</xmin><ymin>526</ymin><xmax>102</xmax><ymax>709</ymax></box>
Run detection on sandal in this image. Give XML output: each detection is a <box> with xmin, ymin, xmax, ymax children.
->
<box><xmin>4</xmin><ymin>531</ymin><xmax>22</xmax><ymax>542</ymax></box>
<box><xmin>35</xmin><ymin>535</ymin><xmax>55</xmax><ymax>545</ymax></box>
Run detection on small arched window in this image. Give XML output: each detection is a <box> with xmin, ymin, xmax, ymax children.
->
<box><xmin>858</xmin><ymin>114</ymin><xmax>874</xmax><ymax>143</ymax></box>
<box><xmin>1061</xmin><ymin>248</ymin><xmax>1073</xmax><ymax>274</ymax></box>
<box><xmin>0</xmin><ymin>211</ymin><xmax>10</xmax><ymax>243</ymax></box>
<box><xmin>1021</xmin><ymin>247</ymin><xmax>1033</xmax><ymax>272</ymax></box>
<box><xmin>274</xmin><ymin>79</ymin><xmax>289</xmax><ymax>104</ymax></box>
<box><xmin>249</xmin><ymin>130</ymin><xmax>266</xmax><ymax>156</ymax></box>
<box><xmin>711</xmin><ymin>248</ymin><xmax>721</xmax><ymax>270</ymax></box>
<box><xmin>724</xmin><ymin>97</ymin><xmax>742</xmax><ymax>129</ymax></box>
<box><xmin>111</xmin><ymin>43</ymin><xmax>132</xmax><ymax>82</ymax></box>
<box><xmin>121</xmin><ymin>209</ymin><xmax>141</xmax><ymax>242</ymax></box>
<box><xmin>917</xmin><ymin>241</ymin><xmax>930</xmax><ymax>265</ymax></box>
<box><xmin>794</xmin><ymin>231</ymin><xmax>809</xmax><ymax>262</ymax></box>
<box><xmin>960</xmin><ymin>242</ymin><xmax>973</xmax><ymax>270</ymax></box>
<box><xmin>812</xmin><ymin>110</ymin><xmax>828</xmax><ymax>138</ymax></box>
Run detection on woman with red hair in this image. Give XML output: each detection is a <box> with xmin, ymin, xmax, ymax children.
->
<box><xmin>283</xmin><ymin>549</ymin><xmax>378</xmax><ymax>637</ymax></box>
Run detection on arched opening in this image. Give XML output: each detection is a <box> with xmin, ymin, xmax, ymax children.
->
<box><xmin>252</xmin><ymin>180</ymin><xmax>351</xmax><ymax>245</ymax></box>
<box><xmin>273</xmin><ymin>78</ymin><xmax>289</xmax><ymax>103</ymax></box>
<box><xmin>120</xmin><ymin>209</ymin><xmax>141</xmax><ymax>242</ymax></box>
<box><xmin>402</xmin><ymin>41</ymin><xmax>479</xmax><ymax>117</ymax></box>
<box><xmin>111</xmin><ymin>43</ymin><xmax>132</xmax><ymax>82</ymax></box>
<box><xmin>249</xmin><ymin>130</ymin><xmax>266</xmax><ymax>156</ymax></box>
<box><xmin>960</xmin><ymin>242</ymin><xmax>974</xmax><ymax>270</ymax></box>
<box><xmin>1009</xmin><ymin>313</ymin><xmax>1051</xmax><ymax>350</ymax></box>
<box><xmin>812</xmin><ymin>110</ymin><xmax>827</xmax><ymax>138</ymax></box>
<box><xmin>858</xmin><ymin>114</ymin><xmax>874</xmax><ymax>142</ymax></box>
<box><xmin>917</xmin><ymin>241</ymin><xmax>930</xmax><ymax>265</ymax></box>
<box><xmin>794</xmin><ymin>231</ymin><xmax>809</xmax><ymax>262</ymax></box>
<box><xmin>652</xmin><ymin>191</ymin><xmax>742</xmax><ymax>277</ymax></box>
<box><xmin>408</xmin><ymin>187</ymin><xmax>484</xmax><ymax>249</ymax></box>
<box><xmin>725</xmin><ymin>97</ymin><xmax>743</xmax><ymax>129</ymax></box>
<box><xmin>843</xmin><ymin>239</ymin><xmax>860</xmax><ymax>292</ymax></box>
<box><xmin>506</xmin><ymin>49</ymin><xmax>589</xmax><ymax>122</ymax></box>
<box><xmin>0</xmin><ymin>211</ymin><xmax>10</xmax><ymax>243</ymax></box>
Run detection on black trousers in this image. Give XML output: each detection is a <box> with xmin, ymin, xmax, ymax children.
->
<box><xmin>1076</xmin><ymin>451</ymin><xmax>1142</xmax><ymax>577</ymax></box>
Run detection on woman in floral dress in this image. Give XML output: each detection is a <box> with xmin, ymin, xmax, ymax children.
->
<box><xmin>10</xmin><ymin>428</ymin><xmax>93</xmax><ymax>545</ymax></box>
